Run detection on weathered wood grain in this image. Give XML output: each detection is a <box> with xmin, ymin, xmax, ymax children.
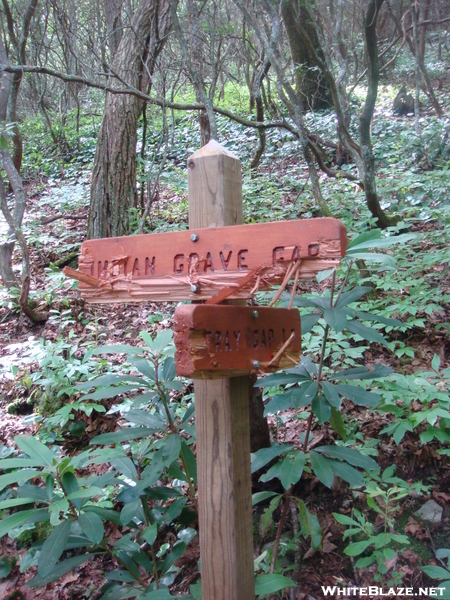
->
<box><xmin>173</xmin><ymin>304</ymin><xmax>301</xmax><ymax>378</ymax></box>
<box><xmin>188</xmin><ymin>141</ymin><xmax>255</xmax><ymax>600</ymax></box>
<box><xmin>68</xmin><ymin>215</ymin><xmax>347</xmax><ymax>303</ymax></box>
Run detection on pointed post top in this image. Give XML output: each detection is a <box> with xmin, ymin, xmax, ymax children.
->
<box><xmin>187</xmin><ymin>139</ymin><xmax>238</xmax><ymax>162</ymax></box>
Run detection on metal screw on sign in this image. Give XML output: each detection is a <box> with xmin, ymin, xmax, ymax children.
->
<box><xmin>253</xmin><ymin>360</ymin><xmax>260</xmax><ymax>369</ymax></box>
<box><xmin>252</xmin><ymin>310</ymin><xmax>259</xmax><ymax>319</ymax></box>
<box><xmin>190</xmin><ymin>284</ymin><xmax>200</xmax><ymax>293</ymax></box>
<box><xmin>190</xmin><ymin>233</ymin><xmax>199</xmax><ymax>242</ymax></box>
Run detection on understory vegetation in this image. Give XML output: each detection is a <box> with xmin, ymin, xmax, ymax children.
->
<box><xmin>0</xmin><ymin>36</ymin><xmax>450</xmax><ymax>600</ymax></box>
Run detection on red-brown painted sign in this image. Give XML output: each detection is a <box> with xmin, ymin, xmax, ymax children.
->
<box><xmin>173</xmin><ymin>305</ymin><xmax>301</xmax><ymax>378</ymax></box>
<box><xmin>65</xmin><ymin>218</ymin><xmax>347</xmax><ymax>303</ymax></box>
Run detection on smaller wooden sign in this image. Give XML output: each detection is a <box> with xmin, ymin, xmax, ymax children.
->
<box><xmin>173</xmin><ymin>305</ymin><xmax>301</xmax><ymax>379</ymax></box>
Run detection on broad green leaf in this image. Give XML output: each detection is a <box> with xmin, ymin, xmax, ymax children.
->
<box><xmin>291</xmin><ymin>382</ymin><xmax>316</xmax><ymax>408</ymax></box>
<box><xmin>79</xmin><ymin>512</ymin><xmax>104</xmax><ymax>544</ymax></box>
<box><xmin>436</xmin><ymin>583</ymin><xmax>450</xmax><ymax>600</ymax></box>
<box><xmin>322</xmin><ymin>381</ymin><xmax>341</xmax><ymax>408</ymax></box>
<box><xmin>329</xmin><ymin>407</ymin><xmax>346</xmax><ymax>440</ymax></box>
<box><xmin>143</xmin><ymin>329</ymin><xmax>173</xmax><ymax>353</ymax></box>
<box><xmin>334</xmin><ymin>384</ymin><xmax>380</xmax><ymax>407</ymax></box>
<box><xmin>354</xmin><ymin>311</ymin><xmax>402</xmax><ymax>327</ymax></box>
<box><xmin>347</xmin><ymin>230</ymin><xmax>381</xmax><ymax>249</ymax></box>
<box><xmin>264</xmin><ymin>392</ymin><xmax>295</xmax><ymax>415</ymax></box>
<box><xmin>81</xmin><ymin>384</ymin><xmax>140</xmax><ymax>401</ymax></box>
<box><xmin>14</xmin><ymin>436</ymin><xmax>53</xmax><ymax>467</ymax></box>
<box><xmin>279</xmin><ymin>451</ymin><xmax>305</xmax><ymax>489</ymax></box>
<box><xmin>300</xmin><ymin>313</ymin><xmax>321</xmax><ymax>334</ymax></box>
<box><xmin>346</xmin><ymin>320</ymin><xmax>388</xmax><ymax>346</ymax></box>
<box><xmin>312</xmin><ymin>395</ymin><xmax>331</xmax><ymax>424</ymax></box>
<box><xmin>61</xmin><ymin>472</ymin><xmax>80</xmax><ymax>508</ymax></box>
<box><xmin>255</xmin><ymin>373</ymin><xmax>309</xmax><ymax>388</ymax></box>
<box><xmin>347</xmin><ymin>232</ymin><xmax>417</xmax><ymax>251</ymax></box>
<box><xmin>355</xmin><ymin>555</ymin><xmax>376</xmax><ymax>568</ymax></box>
<box><xmin>260</xmin><ymin>495</ymin><xmax>282</xmax><ymax>537</ymax></box>
<box><xmin>251</xmin><ymin>444</ymin><xmax>291</xmax><ymax>473</ymax></box>
<box><xmin>110</xmin><ymin>457</ymin><xmax>138</xmax><ymax>480</ymax></box>
<box><xmin>344</xmin><ymin>539</ymin><xmax>373</xmax><ymax>556</ymax></box>
<box><xmin>0</xmin><ymin>470</ymin><xmax>43</xmax><ymax>493</ymax></box>
<box><xmin>252</xmin><ymin>491</ymin><xmax>279</xmax><ymax>506</ymax></box>
<box><xmin>141</xmin><ymin>523</ymin><xmax>158</xmax><ymax>546</ymax></box>
<box><xmin>38</xmin><ymin>519</ymin><xmax>72</xmax><ymax>577</ymax></box>
<box><xmin>254</xmin><ymin>574</ymin><xmax>295</xmax><ymax>596</ymax></box>
<box><xmin>331</xmin><ymin>365</ymin><xmax>393</xmax><ymax>380</ymax></box>
<box><xmin>83</xmin><ymin>506</ymin><xmax>121</xmax><ymax>524</ymax></box>
<box><xmin>26</xmin><ymin>554</ymin><xmax>93</xmax><ymax>588</ymax></box>
<box><xmin>335</xmin><ymin>286</ymin><xmax>372</xmax><ymax>308</ymax></box>
<box><xmin>310</xmin><ymin>451</ymin><xmax>334</xmax><ymax>488</ymax></box>
<box><xmin>0</xmin><ymin>497</ymin><xmax>36</xmax><ymax>509</ymax></box>
<box><xmin>160</xmin><ymin>540</ymin><xmax>186</xmax><ymax>575</ymax></box>
<box><xmin>178</xmin><ymin>527</ymin><xmax>197</xmax><ymax>544</ymax></box>
<box><xmin>76</xmin><ymin>374</ymin><xmax>146</xmax><ymax>390</ymax></box>
<box><xmin>122</xmin><ymin>409</ymin><xmax>165</xmax><ymax>430</ymax></box>
<box><xmin>0</xmin><ymin>508</ymin><xmax>49</xmax><ymax>538</ymax></box>
<box><xmin>86</xmin><ymin>344</ymin><xmax>143</xmax><ymax>357</ymax></box>
<box><xmin>329</xmin><ymin>460</ymin><xmax>365</xmax><ymax>487</ymax></box>
<box><xmin>165</xmin><ymin>497</ymin><xmax>187</xmax><ymax>525</ymax></box>
<box><xmin>0</xmin><ymin>134</ymin><xmax>7</xmax><ymax>150</ymax></box>
<box><xmin>66</xmin><ymin>486</ymin><xmax>102</xmax><ymax>500</ymax></box>
<box><xmin>297</xmin><ymin>500</ymin><xmax>322</xmax><ymax>549</ymax></box>
<box><xmin>90</xmin><ymin>427</ymin><xmax>160</xmax><ymax>445</ymax></box>
<box><xmin>299</xmin><ymin>381</ymin><xmax>319</xmax><ymax>407</ymax></box>
<box><xmin>17</xmin><ymin>483</ymin><xmax>48</xmax><ymax>501</ymax></box>
<box><xmin>432</xmin><ymin>354</ymin><xmax>441</xmax><ymax>373</ymax></box>
<box><xmin>333</xmin><ymin>513</ymin><xmax>360</xmax><ymax>527</ymax></box>
<box><xmin>162</xmin><ymin>356</ymin><xmax>176</xmax><ymax>381</ymax></box>
<box><xmin>161</xmin><ymin>434</ymin><xmax>181</xmax><ymax>468</ymax></box>
<box><xmin>422</xmin><ymin>566</ymin><xmax>450</xmax><ymax>580</ymax></box>
<box><xmin>324</xmin><ymin>308</ymin><xmax>347</xmax><ymax>332</ymax></box>
<box><xmin>0</xmin><ymin>557</ymin><xmax>11</xmax><ymax>578</ymax></box>
<box><xmin>314</xmin><ymin>446</ymin><xmax>378</xmax><ymax>470</ymax></box>
<box><xmin>260</xmin><ymin>451</ymin><xmax>305</xmax><ymax>489</ymax></box>
<box><xmin>344</xmin><ymin>251</ymin><xmax>396</xmax><ymax>267</ymax></box>
<box><xmin>0</xmin><ymin>458</ymin><xmax>46</xmax><ymax>469</ymax></box>
<box><xmin>120</xmin><ymin>498</ymin><xmax>144</xmax><ymax>526</ymax></box>
<box><xmin>180</xmin><ymin>440</ymin><xmax>197</xmax><ymax>485</ymax></box>
<box><xmin>129</xmin><ymin>357</ymin><xmax>156</xmax><ymax>380</ymax></box>
<box><xmin>394</xmin><ymin>424</ymin><xmax>406</xmax><ymax>445</ymax></box>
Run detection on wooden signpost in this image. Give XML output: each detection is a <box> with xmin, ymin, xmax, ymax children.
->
<box><xmin>65</xmin><ymin>140</ymin><xmax>347</xmax><ymax>600</ymax></box>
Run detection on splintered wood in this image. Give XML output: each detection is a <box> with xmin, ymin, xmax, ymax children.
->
<box><xmin>173</xmin><ymin>305</ymin><xmax>301</xmax><ymax>378</ymax></box>
<box><xmin>65</xmin><ymin>218</ymin><xmax>347</xmax><ymax>303</ymax></box>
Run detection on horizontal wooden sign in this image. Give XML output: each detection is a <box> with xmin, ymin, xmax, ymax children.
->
<box><xmin>173</xmin><ymin>305</ymin><xmax>301</xmax><ymax>378</ymax></box>
<box><xmin>66</xmin><ymin>218</ymin><xmax>346</xmax><ymax>303</ymax></box>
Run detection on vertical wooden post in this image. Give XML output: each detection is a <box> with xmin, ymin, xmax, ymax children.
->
<box><xmin>187</xmin><ymin>140</ymin><xmax>255</xmax><ymax>600</ymax></box>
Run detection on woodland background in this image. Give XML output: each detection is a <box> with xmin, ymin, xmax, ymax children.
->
<box><xmin>0</xmin><ymin>0</ymin><xmax>450</xmax><ymax>598</ymax></box>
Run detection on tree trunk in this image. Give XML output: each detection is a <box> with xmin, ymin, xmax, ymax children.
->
<box><xmin>88</xmin><ymin>0</ymin><xmax>174</xmax><ymax>239</ymax></box>
<box><xmin>359</xmin><ymin>0</ymin><xmax>393</xmax><ymax>229</ymax></box>
<box><xmin>185</xmin><ymin>0</ymin><xmax>217</xmax><ymax>146</ymax></box>
<box><xmin>281</xmin><ymin>0</ymin><xmax>332</xmax><ymax>110</ymax></box>
<box><xmin>103</xmin><ymin>0</ymin><xmax>123</xmax><ymax>59</ymax></box>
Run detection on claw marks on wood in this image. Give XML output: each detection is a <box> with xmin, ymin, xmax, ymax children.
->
<box><xmin>66</xmin><ymin>218</ymin><xmax>347</xmax><ymax>303</ymax></box>
<box><xmin>173</xmin><ymin>305</ymin><xmax>301</xmax><ymax>378</ymax></box>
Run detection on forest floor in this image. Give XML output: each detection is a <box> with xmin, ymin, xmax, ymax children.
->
<box><xmin>0</xmin><ymin>82</ymin><xmax>450</xmax><ymax>599</ymax></box>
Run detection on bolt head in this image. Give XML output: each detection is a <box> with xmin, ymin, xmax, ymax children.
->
<box><xmin>252</xmin><ymin>360</ymin><xmax>260</xmax><ymax>369</ymax></box>
<box><xmin>190</xmin><ymin>284</ymin><xmax>200</xmax><ymax>293</ymax></box>
<box><xmin>252</xmin><ymin>310</ymin><xmax>259</xmax><ymax>319</ymax></box>
<box><xmin>190</xmin><ymin>233</ymin><xmax>199</xmax><ymax>242</ymax></box>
